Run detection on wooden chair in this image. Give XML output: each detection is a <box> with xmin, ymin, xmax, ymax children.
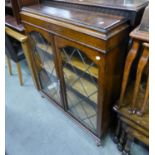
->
<box><xmin>113</xmin><ymin>6</ymin><xmax>149</xmax><ymax>155</ymax></box>
<box><xmin>5</xmin><ymin>33</ymin><xmax>25</xmax><ymax>85</ymax></box>
<box><xmin>113</xmin><ymin>42</ymin><xmax>149</xmax><ymax>155</ymax></box>
<box><xmin>5</xmin><ymin>26</ymin><xmax>39</xmax><ymax>88</ymax></box>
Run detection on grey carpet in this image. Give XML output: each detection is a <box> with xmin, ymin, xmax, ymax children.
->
<box><xmin>5</xmin><ymin>60</ymin><xmax>149</xmax><ymax>155</ymax></box>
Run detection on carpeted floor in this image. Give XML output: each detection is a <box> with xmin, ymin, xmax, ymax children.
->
<box><xmin>5</xmin><ymin>60</ymin><xmax>149</xmax><ymax>155</ymax></box>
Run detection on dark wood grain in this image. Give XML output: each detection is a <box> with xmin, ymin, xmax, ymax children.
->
<box><xmin>22</xmin><ymin>3</ymin><xmax>127</xmax><ymax>33</ymax></box>
<box><xmin>18</xmin><ymin>0</ymin><xmax>40</xmax><ymax>7</ymax></box>
<box><xmin>5</xmin><ymin>15</ymin><xmax>24</xmax><ymax>32</ymax></box>
<box><xmin>10</xmin><ymin>0</ymin><xmax>21</xmax><ymax>24</ymax></box>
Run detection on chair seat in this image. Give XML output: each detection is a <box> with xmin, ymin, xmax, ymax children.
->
<box><xmin>5</xmin><ymin>34</ymin><xmax>25</xmax><ymax>63</ymax></box>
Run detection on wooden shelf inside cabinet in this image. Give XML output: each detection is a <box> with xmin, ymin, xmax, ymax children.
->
<box><xmin>36</xmin><ymin>43</ymin><xmax>98</xmax><ymax>78</ymax></box>
<box><xmin>34</xmin><ymin>44</ymin><xmax>98</xmax><ymax>105</ymax></box>
<box><xmin>33</xmin><ymin>47</ymin><xmax>55</xmax><ymax>73</ymax></box>
<box><xmin>63</xmin><ymin>66</ymin><xmax>97</xmax><ymax>104</ymax></box>
<box><xmin>40</xmin><ymin>67</ymin><xmax>98</xmax><ymax>112</ymax></box>
<box><xmin>38</xmin><ymin>58</ymin><xmax>98</xmax><ymax>105</ymax></box>
<box><xmin>36</xmin><ymin>43</ymin><xmax>53</xmax><ymax>55</ymax></box>
<box><xmin>61</xmin><ymin>52</ymin><xmax>98</xmax><ymax>79</ymax></box>
<box><xmin>41</xmin><ymin>60</ymin><xmax>55</xmax><ymax>75</ymax></box>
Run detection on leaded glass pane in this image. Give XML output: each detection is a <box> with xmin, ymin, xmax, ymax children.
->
<box><xmin>30</xmin><ymin>32</ymin><xmax>60</xmax><ymax>104</ymax></box>
<box><xmin>60</xmin><ymin>46</ymin><xmax>98</xmax><ymax>132</ymax></box>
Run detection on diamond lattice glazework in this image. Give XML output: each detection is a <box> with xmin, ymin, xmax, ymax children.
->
<box><xmin>60</xmin><ymin>46</ymin><xmax>98</xmax><ymax>132</ymax></box>
<box><xmin>30</xmin><ymin>32</ymin><xmax>60</xmax><ymax>104</ymax></box>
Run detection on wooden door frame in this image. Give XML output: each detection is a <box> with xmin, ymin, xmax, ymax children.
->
<box><xmin>53</xmin><ymin>35</ymin><xmax>106</xmax><ymax>137</ymax></box>
<box><xmin>23</xmin><ymin>23</ymin><xmax>65</xmax><ymax>108</ymax></box>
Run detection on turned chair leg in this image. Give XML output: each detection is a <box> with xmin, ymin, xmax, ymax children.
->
<box><xmin>130</xmin><ymin>45</ymin><xmax>149</xmax><ymax>113</ymax></box>
<box><xmin>6</xmin><ymin>56</ymin><xmax>12</xmax><ymax>75</ymax></box>
<box><xmin>16</xmin><ymin>62</ymin><xmax>23</xmax><ymax>86</ymax></box>
<box><xmin>122</xmin><ymin>134</ymin><xmax>134</xmax><ymax>155</ymax></box>
<box><xmin>118</xmin><ymin>40</ymin><xmax>140</xmax><ymax>108</ymax></box>
<box><xmin>117</xmin><ymin>128</ymin><xmax>126</xmax><ymax>151</ymax></box>
<box><xmin>113</xmin><ymin>119</ymin><xmax>121</xmax><ymax>143</ymax></box>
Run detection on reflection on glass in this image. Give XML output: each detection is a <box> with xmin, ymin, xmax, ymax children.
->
<box><xmin>60</xmin><ymin>46</ymin><xmax>98</xmax><ymax>132</ymax></box>
<box><xmin>30</xmin><ymin>32</ymin><xmax>60</xmax><ymax>104</ymax></box>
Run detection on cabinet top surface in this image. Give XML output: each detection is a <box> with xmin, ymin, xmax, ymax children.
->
<box><xmin>48</xmin><ymin>0</ymin><xmax>148</xmax><ymax>11</ymax></box>
<box><xmin>22</xmin><ymin>3</ymin><xmax>127</xmax><ymax>32</ymax></box>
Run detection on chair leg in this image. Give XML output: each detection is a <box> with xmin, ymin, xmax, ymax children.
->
<box><xmin>117</xmin><ymin>128</ymin><xmax>126</xmax><ymax>151</ymax></box>
<box><xmin>6</xmin><ymin>56</ymin><xmax>12</xmax><ymax>75</ymax></box>
<box><xmin>118</xmin><ymin>40</ymin><xmax>140</xmax><ymax>108</ymax></box>
<box><xmin>122</xmin><ymin>134</ymin><xmax>134</xmax><ymax>155</ymax></box>
<box><xmin>113</xmin><ymin>119</ymin><xmax>121</xmax><ymax>144</ymax></box>
<box><xmin>130</xmin><ymin>45</ymin><xmax>149</xmax><ymax>113</ymax></box>
<box><xmin>16</xmin><ymin>62</ymin><xmax>23</xmax><ymax>86</ymax></box>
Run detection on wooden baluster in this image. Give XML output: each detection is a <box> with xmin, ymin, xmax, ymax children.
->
<box><xmin>117</xmin><ymin>40</ymin><xmax>139</xmax><ymax>108</ymax></box>
<box><xmin>113</xmin><ymin>119</ymin><xmax>121</xmax><ymax>143</ymax></box>
<box><xmin>122</xmin><ymin>134</ymin><xmax>134</xmax><ymax>155</ymax></box>
<box><xmin>129</xmin><ymin>44</ymin><xmax>149</xmax><ymax>113</ymax></box>
<box><xmin>117</xmin><ymin>125</ymin><xmax>126</xmax><ymax>151</ymax></box>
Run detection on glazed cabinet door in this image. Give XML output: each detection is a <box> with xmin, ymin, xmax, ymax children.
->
<box><xmin>54</xmin><ymin>36</ymin><xmax>105</xmax><ymax>134</ymax></box>
<box><xmin>24</xmin><ymin>25</ymin><xmax>62</xmax><ymax>107</ymax></box>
